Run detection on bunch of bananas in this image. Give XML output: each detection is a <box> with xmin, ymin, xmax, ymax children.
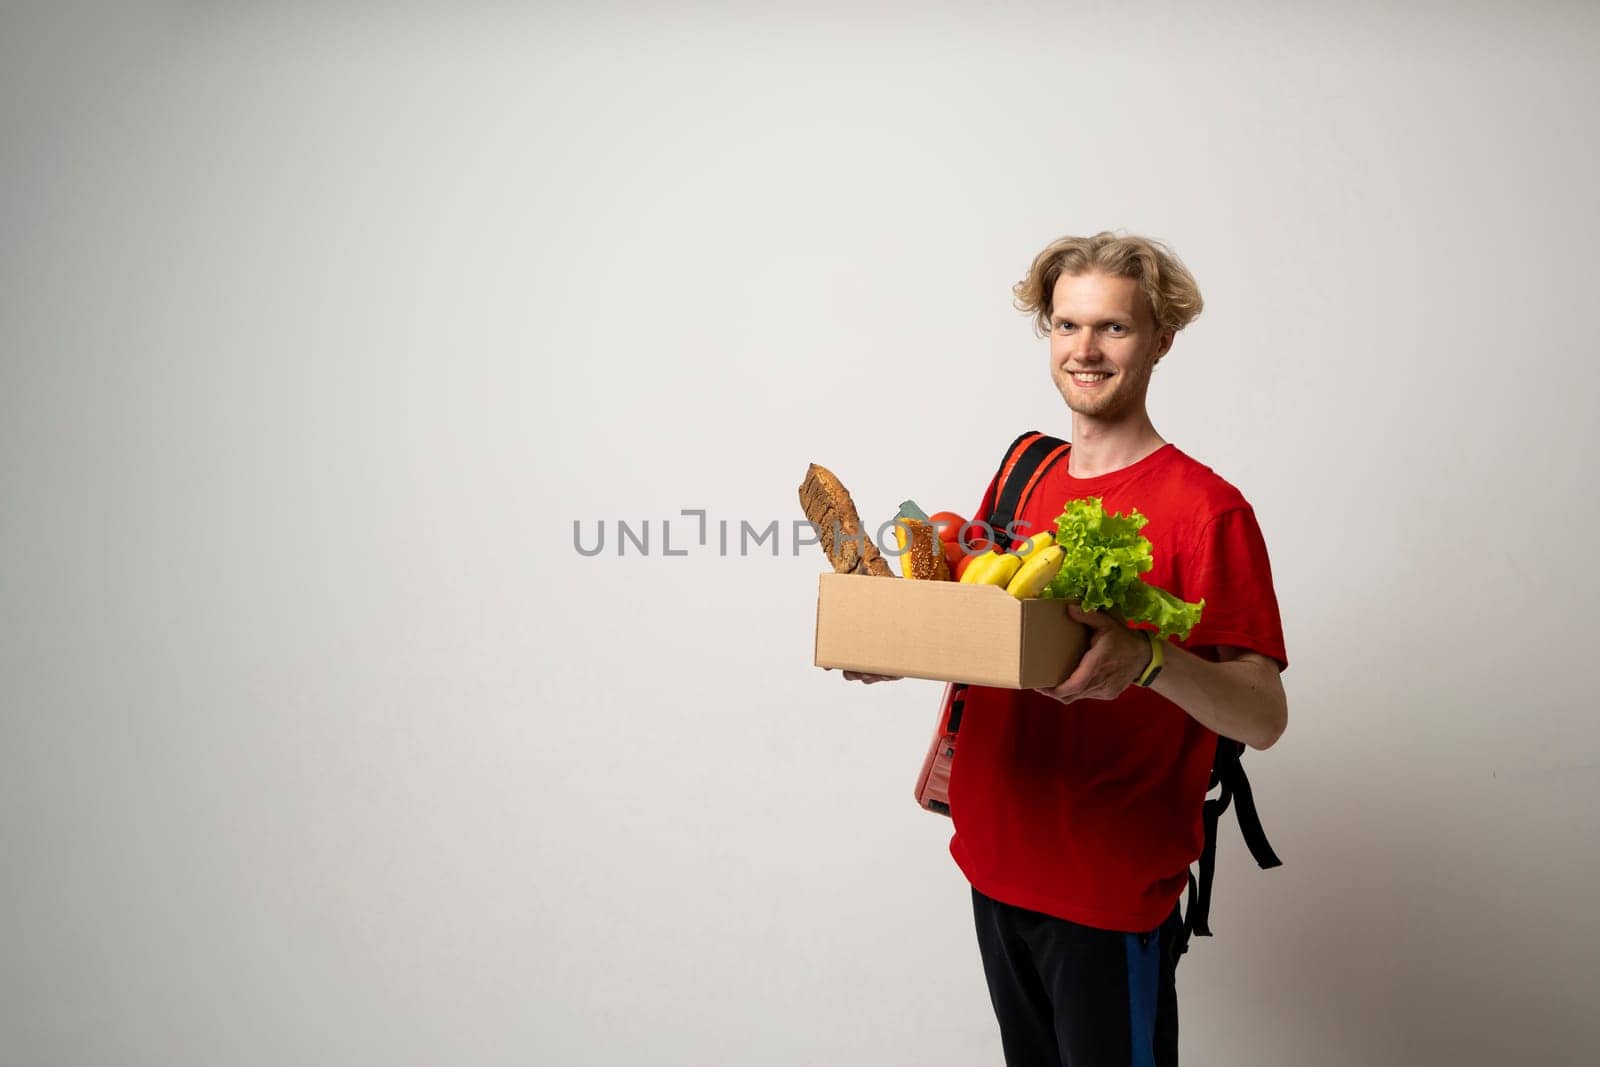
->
<box><xmin>959</xmin><ymin>532</ymin><xmax>1066</xmax><ymax>599</ymax></box>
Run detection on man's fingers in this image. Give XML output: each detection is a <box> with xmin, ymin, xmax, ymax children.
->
<box><xmin>1037</xmin><ymin>634</ymin><xmax>1122</xmax><ymax>702</ymax></box>
<box><xmin>843</xmin><ymin>670</ymin><xmax>901</xmax><ymax>683</ymax></box>
<box><xmin>1066</xmin><ymin>602</ymin><xmax>1114</xmax><ymax>628</ymax></box>
<box><xmin>1037</xmin><ymin>659</ymin><xmax>1093</xmax><ymax>703</ymax></box>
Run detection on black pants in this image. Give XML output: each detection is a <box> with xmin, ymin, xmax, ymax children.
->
<box><xmin>972</xmin><ymin>887</ymin><xmax>1183</xmax><ymax>1067</ymax></box>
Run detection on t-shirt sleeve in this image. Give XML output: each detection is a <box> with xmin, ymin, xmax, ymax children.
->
<box><xmin>1177</xmin><ymin>506</ymin><xmax>1288</xmax><ymax>672</ymax></box>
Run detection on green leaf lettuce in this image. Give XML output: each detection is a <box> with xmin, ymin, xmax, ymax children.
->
<box><xmin>1040</xmin><ymin>497</ymin><xmax>1204</xmax><ymax>641</ymax></box>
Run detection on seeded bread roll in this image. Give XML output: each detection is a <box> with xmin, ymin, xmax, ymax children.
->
<box><xmin>798</xmin><ymin>463</ymin><xmax>894</xmax><ymax>577</ymax></box>
<box><xmin>895</xmin><ymin>518</ymin><xmax>950</xmax><ymax>580</ymax></box>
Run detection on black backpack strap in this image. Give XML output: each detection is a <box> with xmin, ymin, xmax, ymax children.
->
<box><xmin>987</xmin><ymin>432</ymin><xmax>1070</xmax><ymax>551</ymax></box>
<box><xmin>1222</xmin><ymin>744</ymin><xmax>1282</xmax><ymax>871</ymax></box>
<box><xmin>946</xmin><ymin>430</ymin><xmax>1071</xmax><ymax>734</ymax></box>
<box><xmin>1177</xmin><ymin>737</ymin><xmax>1283</xmax><ymax>960</ymax></box>
<box><xmin>969</xmin><ymin>430</ymin><xmax>1039</xmax><ymax>529</ymax></box>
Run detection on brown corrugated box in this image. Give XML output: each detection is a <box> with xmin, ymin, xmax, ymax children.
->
<box><xmin>813</xmin><ymin>573</ymin><xmax>1089</xmax><ymax>688</ymax></box>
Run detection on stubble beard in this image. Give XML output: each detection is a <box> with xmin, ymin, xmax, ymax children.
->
<box><xmin>1055</xmin><ymin>361</ymin><xmax>1153</xmax><ymax>421</ymax></box>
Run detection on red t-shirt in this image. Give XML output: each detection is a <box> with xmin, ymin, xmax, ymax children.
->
<box><xmin>948</xmin><ymin>442</ymin><xmax>1288</xmax><ymax>933</ymax></box>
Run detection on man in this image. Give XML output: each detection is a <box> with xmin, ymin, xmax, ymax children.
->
<box><xmin>844</xmin><ymin>231</ymin><xmax>1289</xmax><ymax>1067</ymax></box>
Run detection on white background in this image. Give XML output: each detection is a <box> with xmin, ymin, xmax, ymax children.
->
<box><xmin>3</xmin><ymin>2</ymin><xmax>1598</xmax><ymax>1064</ymax></box>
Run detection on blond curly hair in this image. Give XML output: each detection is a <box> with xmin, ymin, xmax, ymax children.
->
<box><xmin>1013</xmin><ymin>231</ymin><xmax>1204</xmax><ymax>338</ymax></box>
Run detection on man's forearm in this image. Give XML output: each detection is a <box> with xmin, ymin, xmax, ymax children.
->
<box><xmin>1147</xmin><ymin>642</ymin><xmax>1287</xmax><ymax>751</ymax></box>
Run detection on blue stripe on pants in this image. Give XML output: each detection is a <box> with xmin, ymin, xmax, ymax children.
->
<box><xmin>1125</xmin><ymin>929</ymin><xmax>1162</xmax><ymax>1067</ymax></box>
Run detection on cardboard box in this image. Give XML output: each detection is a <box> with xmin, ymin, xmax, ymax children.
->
<box><xmin>813</xmin><ymin>572</ymin><xmax>1089</xmax><ymax>688</ymax></box>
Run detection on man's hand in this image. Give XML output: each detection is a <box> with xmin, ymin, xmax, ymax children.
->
<box><xmin>1033</xmin><ymin>603</ymin><xmax>1149</xmax><ymax>704</ymax></box>
<box><xmin>825</xmin><ymin>668</ymin><xmax>903</xmax><ymax>684</ymax></box>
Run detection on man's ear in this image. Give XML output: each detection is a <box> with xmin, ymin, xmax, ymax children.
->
<box><xmin>1154</xmin><ymin>329</ymin><xmax>1175</xmax><ymax>364</ymax></box>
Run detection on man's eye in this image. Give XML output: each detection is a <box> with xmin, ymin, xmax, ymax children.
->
<box><xmin>1054</xmin><ymin>322</ymin><xmax>1074</xmax><ymax>332</ymax></box>
<box><xmin>1107</xmin><ymin>324</ymin><xmax>1126</xmax><ymax>334</ymax></box>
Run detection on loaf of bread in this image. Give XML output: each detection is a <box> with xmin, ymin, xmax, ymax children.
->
<box><xmin>798</xmin><ymin>463</ymin><xmax>894</xmax><ymax>577</ymax></box>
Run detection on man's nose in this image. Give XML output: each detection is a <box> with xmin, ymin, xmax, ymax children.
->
<box><xmin>1072</xmin><ymin>333</ymin><xmax>1101</xmax><ymax>361</ymax></box>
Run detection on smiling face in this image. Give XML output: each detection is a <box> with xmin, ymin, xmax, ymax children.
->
<box><xmin>1047</xmin><ymin>271</ymin><xmax>1174</xmax><ymax>422</ymax></box>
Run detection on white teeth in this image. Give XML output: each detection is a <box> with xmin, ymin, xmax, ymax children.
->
<box><xmin>1071</xmin><ymin>372</ymin><xmax>1110</xmax><ymax>382</ymax></box>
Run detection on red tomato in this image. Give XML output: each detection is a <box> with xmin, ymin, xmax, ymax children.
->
<box><xmin>952</xmin><ymin>549</ymin><xmax>980</xmax><ymax>582</ymax></box>
<box><xmin>941</xmin><ymin>539</ymin><xmax>964</xmax><ymax>577</ymax></box>
<box><xmin>955</xmin><ymin>519</ymin><xmax>993</xmax><ymax>554</ymax></box>
<box><xmin>928</xmin><ymin>511</ymin><xmax>966</xmax><ymax>544</ymax></box>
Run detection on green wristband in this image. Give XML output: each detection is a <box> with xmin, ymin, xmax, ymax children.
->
<box><xmin>1135</xmin><ymin>630</ymin><xmax>1165</xmax><ymax>687</ymax></box>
